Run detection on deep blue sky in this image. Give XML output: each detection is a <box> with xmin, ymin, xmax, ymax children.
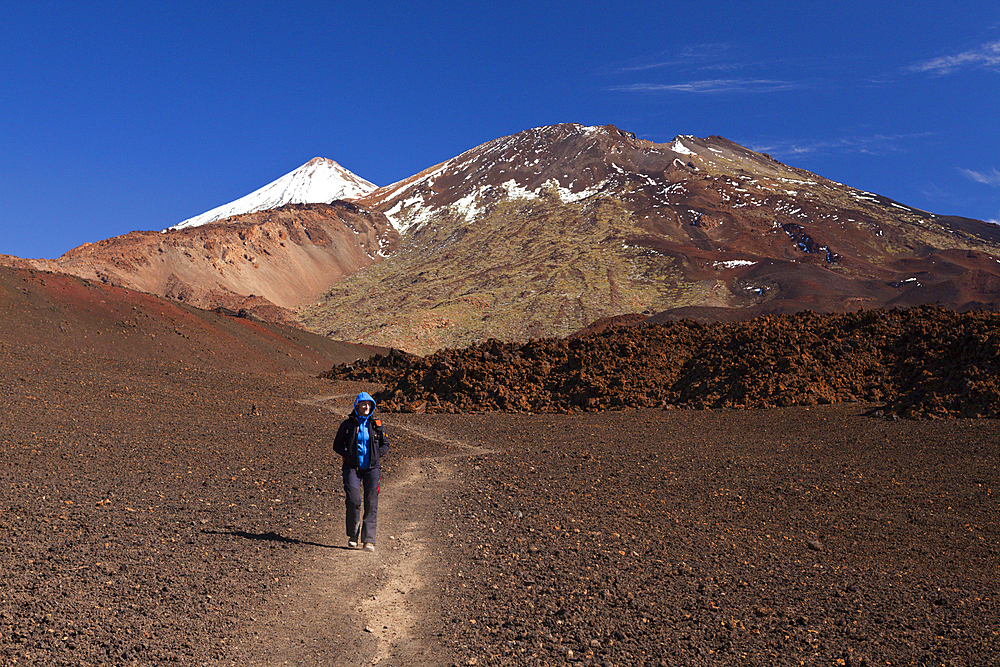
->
<box><xmin>3</xmin><ymin>1</ymin><xmax>998</xmax><ymax>259</ymax></box>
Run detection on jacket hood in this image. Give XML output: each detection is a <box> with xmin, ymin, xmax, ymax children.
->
<box><xmin>354</xmin><ymin>391</ymin><xmax>376</xmax><ymax>416</ymax></box>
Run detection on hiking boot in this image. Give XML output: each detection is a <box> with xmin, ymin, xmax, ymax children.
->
<box><xmin>363</xmin><ymin>542</ymin><xmax>375</xmax><ymax>552</ymax></box>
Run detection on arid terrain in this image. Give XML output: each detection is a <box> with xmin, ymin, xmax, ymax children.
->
<box><xmin>423</xmin><ymin>405</ymin><xmax>997</xmax><ymax>666</ymax></box>
<box><xmin>1</xmin><ymin>265</ymin><xmax>997</xmax><ymax>665</ymax></box>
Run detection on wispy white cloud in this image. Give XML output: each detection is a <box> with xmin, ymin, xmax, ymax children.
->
<box><xmin>616</xmin><ymin>44</ymin><xmax>744</xmax><ymax>72</ymax></box>
<box><xmin>910</xmin><ymin>40</ymin><xmax>1000</xmax><ymax>75</ymax></box>
<box><xmin>960</xmin><ymin>167</ymin><xmax>1000</xmax><ymax>187</ymax></box>
<box><xmin>610</xmin><ymin>43</ymin><xmax>799</xmax><ymax>91</ymax></box>
<box><xmin>747</xmin><ymin>133</ymin><xmax>933</xmax><ymax>158</ymax></box>
<box><xmin>614</xmin><ymin>78</ymin><xmax>806</xmax><ymax>94</ymax></box>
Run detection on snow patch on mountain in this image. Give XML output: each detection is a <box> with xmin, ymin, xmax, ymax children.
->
<box><xmin>386</xmin><ymin>177</ymin><xmax>608</xmax><ymax>231</ymax></box>
<box><xmin>713</xmin><ymin>259</ymin><xmax>758</xmax><ymax>269</ymax></box>
<box><xmin>671</xmin><ymin>138</ymin><xmax>696</xmax><ymax>156</ymax></box>
<box><xmin>168</xmin><ymin>158</ymin><xmax>377</xmax><ymax>231</ymax></box>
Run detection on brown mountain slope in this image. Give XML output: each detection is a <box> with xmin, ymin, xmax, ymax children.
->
<box><xmin>0</xmin><ymin>264</ymin><xmax>384</xmax><ymax>376</ymax></box>
<box><xmin>2</xmin><ymin>201</ymin><xmax>398</xmax><ymax>326</ymax></box>
<box><xmin>301</xmin><ymin>124</ymin><xmax>1000</xmax><ymax>354</ymax></box>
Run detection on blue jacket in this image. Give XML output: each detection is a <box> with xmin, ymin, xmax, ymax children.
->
<box><xmin>333</xmin><ymin>392</ymin><xmax>389</xmax><ymax>469</ymax></box>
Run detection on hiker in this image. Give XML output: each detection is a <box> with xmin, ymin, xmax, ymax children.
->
<box><xmin>333</xmin><ymin>391</ymin><xmax>389</xmax><ymax>552</ymax></box>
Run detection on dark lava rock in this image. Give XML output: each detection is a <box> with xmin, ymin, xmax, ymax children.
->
<box><xmin>323</xmin><ymin>306</ymin><xmax>1000</xmax><ymax>420</ymax></box>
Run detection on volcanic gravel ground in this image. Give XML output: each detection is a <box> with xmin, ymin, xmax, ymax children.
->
<box><xmin>2</xmin><ymin>337</ymin><xmax>998</xmax><ymax>665</ymax></box>
<box><xmin>329</xmin><ymin>306</ymin><xmax>1000</xmax><ymax>420</ymax></box>
<box><xmin>0</xmin><ymin>341</ymin><xmax>446</xmax><ymax>666</ymax></box>
<box><xmin>415</xmin><ymin>407</ymin><xmax>998</xmax><ymax>666</ymax></box>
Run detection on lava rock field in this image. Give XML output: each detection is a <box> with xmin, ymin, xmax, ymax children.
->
<box><xmin>326</xmin><ymin>306</ymin><xmax>1000</xmax><ymax>420</ymax></box>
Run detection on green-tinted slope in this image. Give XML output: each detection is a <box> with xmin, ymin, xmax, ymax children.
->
<box><xmin>299</xmin><ymin>193</ymin><xmax>703</xmax><ymax>355</ymax></box>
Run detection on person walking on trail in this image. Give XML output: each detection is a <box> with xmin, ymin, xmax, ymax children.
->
<box><xmin>333</xmin><ymin>392</ymin><xmax>389</xmax><ymax>552</ymax></box>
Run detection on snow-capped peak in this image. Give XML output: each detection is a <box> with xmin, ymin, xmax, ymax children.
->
<box><xmin>168</xmin><ymin>157</ymin><xmax>378</xmax><ymax>231</ymax></box>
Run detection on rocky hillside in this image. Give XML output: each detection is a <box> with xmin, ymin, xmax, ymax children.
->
<box><xmin>302</xmin><ymin>124</ymin><xmax>1000</xmax><ymax>354</ymax></box>
<box><xmin>324</xmin><ymin>305</ymin><xmax>1000</xmax><ymax>420</ymax></box>
<box><xmin>3</xmin><ymin>202</ymin><xmax>398</xmax><ymax>326</ymax></box>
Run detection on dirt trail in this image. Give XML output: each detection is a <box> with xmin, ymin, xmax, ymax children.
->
<box><xmin>236</xmin><ymin>393</ymin><xmax>486</xmax><ymax>666</ymax></box>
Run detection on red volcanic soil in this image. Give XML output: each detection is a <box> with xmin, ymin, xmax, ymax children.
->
<box><xmin>0</xmin><ymin>265</ymin><xmax>381</xmax><ymax>376</ymax></box>
<box><xmin>1</xmin><ymin>265</ymin><xmax>997</xmax><ymax>665</ymax></box>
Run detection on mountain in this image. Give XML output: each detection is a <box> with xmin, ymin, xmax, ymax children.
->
<box><xmin>3</xmin><ymin>201</ymin><xmax>398</xmax><ymax>325</ymax></box>
<box><xmin>0</xmin><ymin>158</ymin><xmax>391</xmax><ymax>324</ymax></box>
<box><xmin>300</xmin><ymin>123</ymin><xmax>1000</xmax><ymax>354</ymax></box>
<box><xmin>170</xmin><ymin>157</ymin><xmax>377</xmax><ymax>230</ymax></box>
<box><xmin>4</xmin><ymin>123</ymin><xmax>998</xmax><ymax>354</ymax></box>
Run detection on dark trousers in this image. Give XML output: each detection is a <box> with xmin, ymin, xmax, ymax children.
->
<box><xmin>343</xmin><ymin>466</ymin><xmax>381</xmax><ymax>544</ymax></box>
